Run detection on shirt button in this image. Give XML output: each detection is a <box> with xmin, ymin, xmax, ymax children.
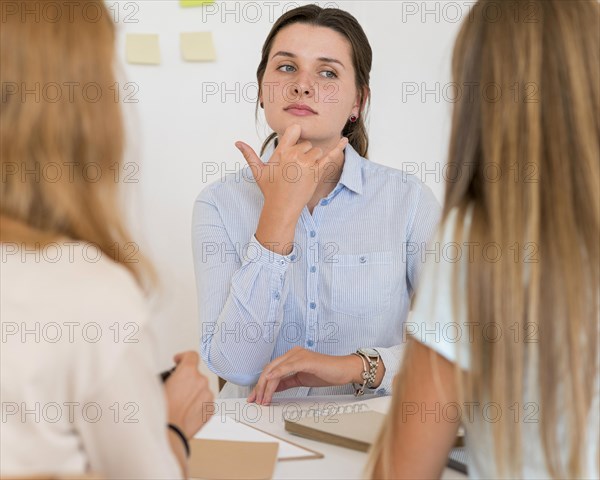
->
<box><xmin>359</xmin><ymin>256</ymin><xmax>367</xmax><ymax>264</ymax></box>
<box><xmin>310</xmin><ymin>231</ymin><xmax>316</xmax><ymax>238</ymax></box>
<box><xmin>310</xmin><ymin>266</ymin><xmax>316</xmax><ymax>273</ymax></box>
<box><xmin>307</xmin><ymin>340</ymin><xmax>315</xmax><ymax>347</ymax></box>
<box><xmin>321</xmin><ymin>199</ymin><xmax>329</xmax><ymax>206</ymax></box>
<box><xmin>376</xmin><ymin>388</ymin><xmax>385</xmax><ymax>395</ymax></box>
<box><xmin>279</xmin><ymin>259</ymin><xmax>285</xmax><ymax>265</ymax></box>
<box><xmin>290</xmin><ymin>254</ymin><xmax>296</xmax><ymax>261</ymax></box>
<box><xmin>274</xmin><ymin>292</ymin><xmax>280</xmax><ymax>300</ymax></box>
<box><xmin>309</xmin><ymin>302</ymin><xmax>316</xmax><ymax>309</ymax></box>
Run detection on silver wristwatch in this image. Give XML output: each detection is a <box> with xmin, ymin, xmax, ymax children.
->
<box><xmin>352</xmin><ymin>348</ymin><xmax>380</xmax><ymax>396</ymax></box>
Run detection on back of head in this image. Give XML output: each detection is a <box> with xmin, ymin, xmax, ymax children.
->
<box><xmin>444</xmin><ymin>0</ymin><xmax>599</xmax><ymax>476</ymax></box>
<box><xmin>1</xmin><ymin>0</ymin><xmax>151</xmax><ymax>289</ymax></box>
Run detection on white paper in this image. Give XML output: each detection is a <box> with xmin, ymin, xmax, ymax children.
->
<box><xmin>195</xmin><ymin>414</ymin><xmax>316</xmax><ymax>460</ymax></box>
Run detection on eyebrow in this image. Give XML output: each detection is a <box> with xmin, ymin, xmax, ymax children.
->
<box><xmin>271</xmin><ymin>50</ymin><xmax>345</xmax><ymax>69</ymax></box>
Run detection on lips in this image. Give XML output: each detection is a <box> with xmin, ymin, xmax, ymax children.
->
<box><xmin>284</xmin><ymin>103</ymin><xmax>317</xmax><ymax>115</ymax></box>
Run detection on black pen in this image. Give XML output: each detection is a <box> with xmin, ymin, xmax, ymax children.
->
<box><xmin>160</xmin><ymin>366</ymin><xmax>176</xmax><ymax>383</ymax></box>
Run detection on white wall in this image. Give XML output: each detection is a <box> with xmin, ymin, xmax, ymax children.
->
<box><xmin>113</xmin><ymin>0</ymin><xmax>467</xmax><ymax>390</ymax></box>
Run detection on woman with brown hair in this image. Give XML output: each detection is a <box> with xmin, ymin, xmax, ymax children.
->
<box><xmin>368</xmin><ymin>0</ymin><xmax>599</xmax><ymax>478</ymax></box>
<box><xmin>0</xmin><ymin>1</ymin><xmax>213</xmax><ymax>477</ymax></box>
<box><xmin>192</xmin><ymin>5</ymin><xmax>441</xmax><ymax>403</ymax></box>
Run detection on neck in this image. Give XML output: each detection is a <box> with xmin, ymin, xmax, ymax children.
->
<box><xmin>305</xmin><ymin>137</ymin><xmax>347</xmax><ymax>212</ymax></box>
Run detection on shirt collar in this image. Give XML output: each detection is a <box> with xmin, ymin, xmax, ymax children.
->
<box><xmin>338</xmin><ymin>143</ymin><xmax>364</xmax><ymax>195</ymax></box>
<box><xmin>260</xmin><ymin>140</ymin><xmax>364</xmax><ymax>196</ymax></box>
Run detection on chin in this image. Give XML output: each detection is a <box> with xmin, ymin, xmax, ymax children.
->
<box><xmin>280</xmin><ymin>121</ymin><xmax>319</xmax><ymax>137</ymax></box>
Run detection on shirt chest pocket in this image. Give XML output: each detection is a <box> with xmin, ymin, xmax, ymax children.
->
<box><xmin>330</xmin><ymin>251</ymin><xmax>393</xmax><ymax>317</ymax></box>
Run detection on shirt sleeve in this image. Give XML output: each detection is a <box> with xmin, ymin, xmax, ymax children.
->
<box><xmin>405</xmin><ymin>181</ymin><xmax>442</xmax><ymax>297</ymax></box>
<box><xmin>192</xmin><ymin>188</ymin><xmax>296</xmax><ymax>386</ymax></box>
<box><xmin>370</xmin><ymin>182</ymin><xmax>442</xmax><ymax>395</ymax></box>
<box><xmin>408</xmin><ymin>208</ymin><xmax>471</xmax><ymax>370</ymax></box>
<box><xmin>76</xmin><ymin>325</ymin><xmax>182</xmax><ymax>479</ymax></box>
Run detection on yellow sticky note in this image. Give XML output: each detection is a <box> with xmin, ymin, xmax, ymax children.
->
<box><xmin>180</xmin><ymin>32</ymin><xmax>216</xmax><ymax>62</ymax></box>
<box><xmin>180</xmin><ymin>0</ymin><xmax>214</xmax><ymax>7</ymax></box>
<box><xmin>126</xmin><ymin>34</ymin><xmax>160</xmax><ymax>65</ymax></box>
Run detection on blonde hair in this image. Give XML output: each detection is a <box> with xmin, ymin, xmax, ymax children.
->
<box><xmin>0</xmin><ymin>0</ymin><xmax>153</xmax><ymax>290</ymax></box>
<box><xmin>369</xmin><ymin>0</ymin><xmax>599</xmax><ymax>477</ymax></box>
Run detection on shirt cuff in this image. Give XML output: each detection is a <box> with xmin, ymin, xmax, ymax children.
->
<box><xmin>366</xmin><ymin>347</ymin><xmax>400</xmax><ymax>396</ymax></box>
<box><xmin>242</xmin><ymin>235</ymin><xmax>297</xmax><ymax>276</ymax></box>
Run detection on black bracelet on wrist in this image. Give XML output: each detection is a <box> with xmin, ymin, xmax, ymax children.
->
<box><xmin>168</xmin><ymin>423</ymin><xmax>190</xmax><ymax>458</ymax></box>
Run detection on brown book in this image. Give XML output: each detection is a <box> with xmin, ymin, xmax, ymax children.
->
<box><xmin>284</xmin><ymin>409</ymin><xmax>465</xmax><ymax>452</ymax></box>
<box><xmin>189</xmin><ymin>439</ymin><xmax>279</xmax><ymax>480</ymax></box>
<box><xmin>284</xmin><ymin>410</ymin><xmax>386</xmax><ymax>452</ymax></box>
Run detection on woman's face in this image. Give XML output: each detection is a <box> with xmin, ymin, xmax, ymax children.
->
<box><xmin>260</xmin><ymin>23</ymin><xmax>360</xmax><ymax>148</ymax></box>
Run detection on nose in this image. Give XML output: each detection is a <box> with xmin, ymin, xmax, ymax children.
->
<box><xmin>293</xmin><ymin>83</ymin><xmax>313</xmax><ymax>97</ymax></box>
<box><xmin>291</xmin><ymin>72</ymin><xmax>314</xmax><ymax>99</ymax></box>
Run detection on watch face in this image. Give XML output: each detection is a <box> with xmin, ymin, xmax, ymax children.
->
<box><xmin>359</xmin><ymin>348</ymin><xmax>379</xmax><ymax>358</ymax></box>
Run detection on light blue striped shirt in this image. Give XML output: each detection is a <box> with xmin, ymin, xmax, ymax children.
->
<box><xmin>192</xmin><ymin>143</ymin><xmax>440</xmax><ymax>397</ymax></box>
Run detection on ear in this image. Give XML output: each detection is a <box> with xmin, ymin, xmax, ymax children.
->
<box><xmin>258</xmin><ymin>85</ymin><xmax>264</xmax><ymax>107</ymax></box>
<box><xmin>352</xmin><ymin>86</ymin><xmax>370</xmax><ymax>117</ymax></box>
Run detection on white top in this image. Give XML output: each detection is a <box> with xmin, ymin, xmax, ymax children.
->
<box><xmin>410</xmin><ymin>209</ymin><xmax>599</xmax><ymax>479</ymax></box>
<box><xmin>0</xmin><ymin>240</ymin><xmax>181</xmax><ymax>479</ymax></box>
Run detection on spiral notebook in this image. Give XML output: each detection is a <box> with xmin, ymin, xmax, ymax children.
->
<box><xmin>284</xmin><ymin>398</ymin><xmax>468</xmax><ymax>475</ymax></box>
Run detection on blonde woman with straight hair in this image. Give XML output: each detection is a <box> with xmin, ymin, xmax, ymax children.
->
<box><xmin>1</xmin><ymin>1</ymin><xmax>213</xmax><ymax>477</ymax></box>
<box><xmin>367</xmin><ymin>0</ymin><xmax>599</xmax><ymax>478</ymax></box>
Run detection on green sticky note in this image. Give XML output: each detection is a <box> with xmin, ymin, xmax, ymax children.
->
<box><xmin>126</xmin><ymin>34</ymin><xmax>160</xmax><ymax>65</ymax></box>
<box><xmin>180</xmin><ymin>0</ymin><xmax>214</xmax><ymax>7</ymax></box>
<box><xmin>181</xmin><ymin>32</ymin><xmax>216</xmax><ymax>62</ymax></box>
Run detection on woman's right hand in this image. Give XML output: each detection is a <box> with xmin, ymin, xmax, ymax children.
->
<box><xmin>164</xmin><ymin>351</ymin><xmax>214</xmax><ymax>439</ymax></box>
<box><xmin>235</xmin><ymin>124</ymin><xmax>348</xmax><ymax>218</ymax></box>
<box><xmin>235</xmin><ymin>124</ymin><xmax>348</xmax><ymax>255</ymax></box>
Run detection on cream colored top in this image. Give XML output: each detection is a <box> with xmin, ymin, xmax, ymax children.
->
<box><xmin>411</xmin><ymin>209</ymin><xmax>599</xmax><ymax>479</ymax></box>
<box><xmin>0</xmin><ymin>241</ymin><xmax>181</xmax><ymax>479</ymax></box>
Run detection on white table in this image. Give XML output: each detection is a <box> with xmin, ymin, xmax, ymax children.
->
<box><xmin>209</xmin><ymin>395</ymin><xmax>467</xmax><ymax>480</ymax></box>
